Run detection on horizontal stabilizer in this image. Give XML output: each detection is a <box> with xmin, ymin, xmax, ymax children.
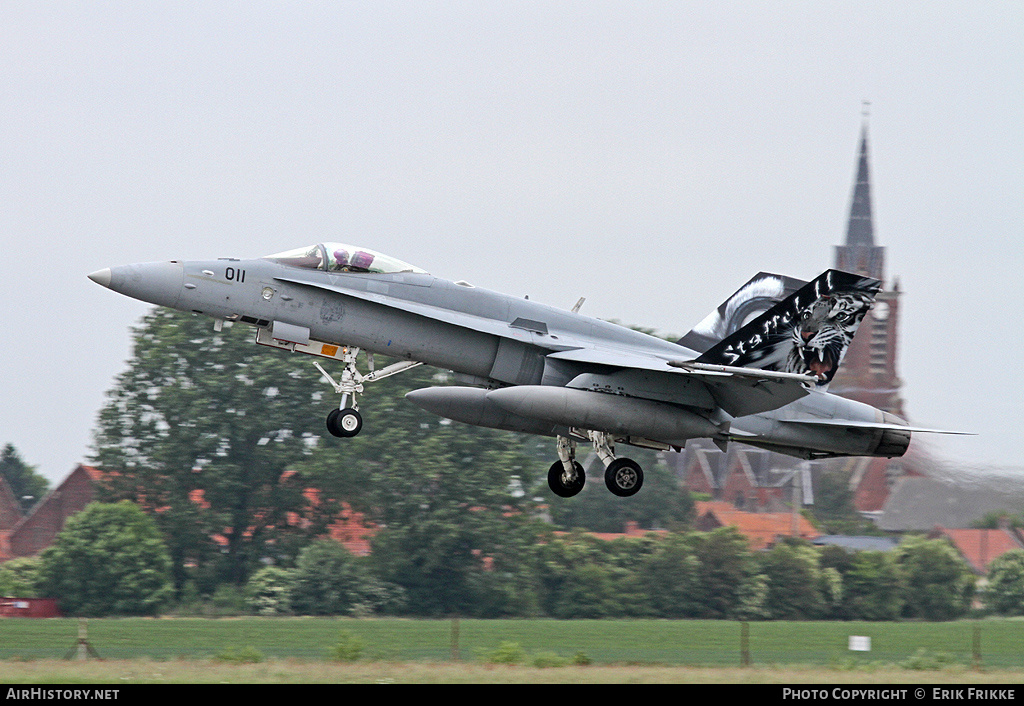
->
<box><xmin>665</xmin><ymin>359</ymin><xmax>812</xmax><ymax>417</ymax></box>
<box><xmin>663</xmin><ymin>359</ymin><xmax>813</xmax><ymax>417</ymax></box>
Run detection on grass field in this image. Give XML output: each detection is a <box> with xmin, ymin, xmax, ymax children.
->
<box><xmin>1</xmin><ymin>618</ymin><xmax>1023</xmax><ymax>666</ymax></box>
<box><xmin>2</xmin><ymin>660</ymin><xmax>1024</xmax><ymax>684</ymax></box>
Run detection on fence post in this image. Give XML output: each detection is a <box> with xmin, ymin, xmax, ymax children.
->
<box><xmin>740</xmin><ymin>621</ymin><xmax>751</xmax><ymax>667</ymax></box>
<box><xmin>64</xmin><ymin>619</ymin><xmax>100</xmax><ymax>661</ymax></box>
<box><xmin>450</xmin><ymin>616</ymin><xmax>460</xmax><ymax>662</ymax></box>
<box><xmin>972</xmin><ymin>623</ymin><xmax>981</xmax><ymax>671</ymax></box>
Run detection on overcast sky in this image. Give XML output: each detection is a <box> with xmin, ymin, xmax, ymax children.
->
<box><xmin>2</xmin><ymin>2</ymin><xmax>1021</xmax><ymax>486</ymax></box>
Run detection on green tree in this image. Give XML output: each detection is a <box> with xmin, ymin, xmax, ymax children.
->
<box><xmin>546</xmin><ymin>454</ymin><xmax>695</xmax><ymax>533</ymax></box>
<box><xmin>759</xmin><ymin>541</ymin><xmax>825</xmax><ymax>620</ymax></box>
<box><xmin>37</xmin><ymin>501</ymin><xmax>172</xmax><ymax>616</ymax></box>
<box><xmin>638</xmin><ymin>533</ymin><xmax>702</xmax><ymax>617</ymax></box>
<box><xmin>983</xmin><ymin>549</ymin><xmax>1024</xmax><ymax>615</ymax></box>
<box><xmin>0</xmin><ymin>557</ymin><xmax>42</xmax><ymax>597</ymax></box>
<box><xmin>895</xmin><ymin>536</ymin><xmax>975</xmax><ymax>621</ymax></box>
<box><xmin>298</xmin><ymin>364</ymin><xmax>544</xmax><ymax>617</ymax></box>
<box><xmin>972</xmin><ymin>511</ymin><xmax>1024</xmax><ymax>530</ymax></box>
<box><xmin>818</xmin><ymin>544</ymin><xmax>856</xmax><ymax>576</ymax></box>
<box><xmin>244</xmin><ymin>565</ymin><xmax>295</xmax><ymax>615</ymax></box>
<box><xmin>690</xmin><ymin>527</ymin><xmax>752</xmax><ymax>619</ymax></box>
<box><xmin>91</xmin><ymin>308</ymin><xmax>337</xmax><ymax>591</ymax></box>
<box><xmin>533</xmin><ymin>532</ymin><xmax>622</xmax><ymax>618</ymax></box>
<box><xmin>0</xmin><ymin>443</ymin><xmax>49</xmax><ymax>513</ymax></box>
<box><xmin>290</xmin><ymin>539</ymin><xmax>403</xmax><ymax>616</ymax></box>
<box><xmin>841</xmin><ymin>550</ymin><xmax>906</xmax><ymax>621</ymax></box>
<box><xmin>732</xmin><ymin>570</ymin><xmax>771</xmax><ymax>621</ymax></box>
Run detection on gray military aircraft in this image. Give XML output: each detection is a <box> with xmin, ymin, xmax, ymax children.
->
<box><xmin>89</xmin><ymin>242</ymin><xmax>961</xmax><ymax>498</ymax></box>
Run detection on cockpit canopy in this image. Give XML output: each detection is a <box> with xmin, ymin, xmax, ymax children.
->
<box><xmin>262</xmin><ymin>243</ymin><xmax>427</xmax><ymax>275</ymax></box>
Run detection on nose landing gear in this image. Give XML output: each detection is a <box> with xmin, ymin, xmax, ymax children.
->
<box><xmin>315</xmin><ymin>347</ymin><xmax>422</xmax><ymax>438</ymax></box>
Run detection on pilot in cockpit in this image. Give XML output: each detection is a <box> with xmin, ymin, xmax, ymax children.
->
<box><xmin>350</xmin><ymin>251</ymin><xmax>375</xmax><ymax>271</ymax></box>
<box><xmin>263</xmin><ymin>243</ymin><xmax>426</xmax><ymax>275</ymax></box>
<box><xmin>331</xmin><ymin>248</ymin><xmax>350</xmax><ymax>270</ymax></box>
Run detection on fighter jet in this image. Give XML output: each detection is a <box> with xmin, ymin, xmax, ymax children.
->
<box><xmin>88</xmin><ymin>242</ymin><xmax>961</xmax><ymax>498</ymax></box>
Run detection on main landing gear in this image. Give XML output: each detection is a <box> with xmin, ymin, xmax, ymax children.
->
<box><xmin>547</xmin><ymin>432</ymin><xmax>645</xmax><ymax>498</ymax></box>
<box><xmin>315</xmin><ymin>347</ymin><xmax>421</xmax><ymax>438</ymax></box>
<box><xmin>548</xmin><ymin>436</ymin><xmax>586</xmax><ymax>498</ymax></box>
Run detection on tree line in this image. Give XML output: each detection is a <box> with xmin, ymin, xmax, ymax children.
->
<box><xmin>7</xmin><ymin>502</ymin><xmax>1024</xmax><ymax>621</ymax></box>
<box><xmin>2</xmin><ymin>308</ymin><xmax>1018</xmax><ymax>619</ymax></box>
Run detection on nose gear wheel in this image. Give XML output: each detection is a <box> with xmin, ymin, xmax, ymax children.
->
<box><xmin>327</xmin><ymin>407</ymin><xmax>363</xmax><ymax>438</ymax></box>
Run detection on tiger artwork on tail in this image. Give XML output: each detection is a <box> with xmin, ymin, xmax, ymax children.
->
<box><xmin>784</xmin><ymin>290</ymin><xmax>876</xmax><ymax>381</ymax></box>
<box><xmin>696</xmin><ymin>269</ymin><xmax>881</xmax><ymax>388</ymax></box>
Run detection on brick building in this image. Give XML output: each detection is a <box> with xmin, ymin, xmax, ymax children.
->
<box><xmin>0</xmin><ymin>464</ymin><xmax>375</xmax><ymax>563</ymax></box>
<box><xmin>0</xmin><ymin>476</ymin><xmax>25</xmax><ymax>560</ymax></box>
<box><xmin>1</xmin><ymin>465</ymin><xmax>99</xmax><ymax>562</ymax></box>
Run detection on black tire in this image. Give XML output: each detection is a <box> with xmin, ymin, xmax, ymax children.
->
<box><xmin>548</xmin><ymin>460</ymin><xmax>585</xmax><ymax>498</ymax></box>
<box><xmin>327</xmin><ymin>408</ymin><xmax>363</xmax><ymax>438</ymax></box>
<box><xmin>605</xmin><ymin>458</ymin><xmax>643</xmax><ymax>497</ymax></box>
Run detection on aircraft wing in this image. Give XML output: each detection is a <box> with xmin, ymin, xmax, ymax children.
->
<box><xmin>546</xmin><ymin>346</ymin><xmax>681</xmax><ymax>371</ymax></box>
<box><xmin>278</xmin><ymin>272</ymin><xmax>813</xmax><ymax>418</ymax></box>
<box><xmin>273</xmin><ymin>274</ymin><xmax>564</xmax><ymax>346</ymax></box>
<box><xmin>550</xmin><ymin>347</ymin><xmax>813</xmax><ymax>417</ymax></box>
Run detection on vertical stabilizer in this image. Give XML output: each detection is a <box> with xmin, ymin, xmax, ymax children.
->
<box><xmin>678</xmin><ymin>272</ymin><xmax>805</xmax><ymax>354</ymax></box>
<box><xmin>696</xmin><ymin>270</ymin><xmax>881</xmax><ymax>387</ymax></box>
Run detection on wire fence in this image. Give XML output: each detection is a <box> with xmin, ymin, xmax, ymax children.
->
<box><xmin>0</xmin><ymin>618</ymin><xmax>1022</xmax><ymax>669</ymax></box>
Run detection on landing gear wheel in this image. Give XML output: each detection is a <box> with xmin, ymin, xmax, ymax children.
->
<box><xmin>327</xmin><ymin>408</ymin><xmax>363</xmax><ymax>438</ymax></box>
<box><xmin>548</xmin><ymin>460</ymin><xmax>586</xmax><ymax>498</ymax></box>
<box><xmin>605</xmin><ymin>458</ymin><xmax>643</xmax><ymax>497</ymax></box>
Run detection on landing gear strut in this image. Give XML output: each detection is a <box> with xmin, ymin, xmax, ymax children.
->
<box><xmin>548</xmin><ymin>430</ymin><xmax>644</xmax><ymax>497</ymax></box>
<box><xmin>587</xmin><ymin>430</ymin><xmax>644</xmax><ymax>497</ymax></box>
<box><xmin>315</xmin><ymin>347</ymin><xmax>421</xmax><ymax>438</ymax></box>
<box><xmin>547</xmin><ymin>436</ymin><xmax>585</xmax><ymax>497</ymax></box>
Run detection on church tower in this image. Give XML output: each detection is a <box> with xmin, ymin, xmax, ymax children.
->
<box><xmin>829</xmin><ymin>118</ymin><xmax>905</xmax><ymax>418</ymax></box>
<box><xmin>674</xmin><ymin>113</ymin><xmax>914</xmax><ymax>515</ymax></box>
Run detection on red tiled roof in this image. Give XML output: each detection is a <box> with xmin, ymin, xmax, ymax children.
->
<box><xmin>695</xmin><ymin>500</ymin><xmax>819</xmax><ymax>550</ymax></box>
<box><xmin>931</xmin><ymin>526</ymin><xmax>1024</xmax><ymax>574</ymax></box>
<box><xmin>553</xmin><ymin>521</ymin><xmax>668</xmax><ymax>543</ymax></box>
<box><xmin>79</xmin><ymin>466</ymin><xmax>104</xmax><ymax>482</ymax></box>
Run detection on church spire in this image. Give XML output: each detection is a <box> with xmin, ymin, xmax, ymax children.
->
<box><xmin>835</xmin><ymin>107</ymin><xmax>884</xmax><ymax>281</ymax></box>
<box><xmin>845</xmin><ymin>122</ymin><xmax>875</xmax><ymax>247</ymax></box>
<box><xmin>830</xmin><ymin>107</ymin><xmax>904</xmax><ymax>419</ymax></box>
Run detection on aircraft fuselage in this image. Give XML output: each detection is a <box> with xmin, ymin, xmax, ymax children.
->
<box><xmin>90</xmin><ymin>249</ymin><xmax>915</xmax><ymax>497</ymax></box>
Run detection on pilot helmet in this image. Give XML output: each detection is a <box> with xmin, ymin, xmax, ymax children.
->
<box><xmin>351</xmin><ymin>251</ymin><xmax>375</xmax><ymax>270</ymax></box>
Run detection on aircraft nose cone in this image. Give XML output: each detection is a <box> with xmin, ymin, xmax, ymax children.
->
<box><xmin>88</xmin><ymin>261</ymin><xmax>185</xmax><ymax>308</ymax></box>
<box><xmin>87</xmin><ymin>268</ymin><xmax>112</xmax><ymax>288</ymax></box>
